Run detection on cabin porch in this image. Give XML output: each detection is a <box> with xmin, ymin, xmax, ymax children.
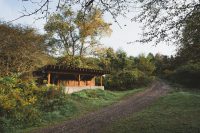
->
<box><xmin>34</xmin><ymin>65</ymin><xmax>109</xmax><ymax>94</ymax></box>
<box><xmin>47</xmin><ymin>72</ymin><xmax>104</xmax><ymax>93</ymax></box>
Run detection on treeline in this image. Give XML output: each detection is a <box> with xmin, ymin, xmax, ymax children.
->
<box><xmin>154</xmin><ymin>11</ymin><xmax>200</xmax><ymax>88</ymax></box>
<box><xmin>0</xmin><ymin>21</ymin><xmax>156</xmax><ymax>90</ymax></box>
<box><xmin>1</xmin><ymin>20</ymin><xmax>199</xmax><ymax>90</ymax></box>
<box><xmin>155</xmin><ymin>54</ymin><xmax>200</xmax><ymax>88</ymax></box>
<box><xmin>98</xmin><ymin>49</ymin><xmax>156</xmax><ymax>90</ymax></box>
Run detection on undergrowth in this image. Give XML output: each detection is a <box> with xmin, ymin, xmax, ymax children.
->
<box><xmin>0</xmin><ymin>76</ymin><xmax>144</xmax><ymax>133</ymax></box>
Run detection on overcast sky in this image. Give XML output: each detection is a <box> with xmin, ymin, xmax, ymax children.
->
<box><xmin>0</xmin><ymin>0</ymin><xmax>177</xmax><ymax>56</ymax></box>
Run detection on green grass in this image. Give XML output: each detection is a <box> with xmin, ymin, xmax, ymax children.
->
<box><xmin>104</xmin><ymin>88</ymin><xmax>200</xmax><ymax>133</ymax></box>
<box><xmin>20</xmin><ymin>88</ymin><xmax>144</xmax><ymax>133</ymax></box>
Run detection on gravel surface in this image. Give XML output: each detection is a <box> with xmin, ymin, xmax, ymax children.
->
<box><xmin>34</xmin><ymin>81</ymin><xmax>170</xmax><ymax>133</ymax></box>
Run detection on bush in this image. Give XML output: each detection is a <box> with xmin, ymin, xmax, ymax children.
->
<box><xmin>105</xmin><ymin>69</ymin><xmax>154</xmax><ymax>90</ymax></box>
<box><xmin>0</xmin><ymin>76</ymin><xmax>69</xmax><ymax>131</ymax></box>
<box><xmin>172</xmin><ymin>62</ymin><xmax>200</xmax><ymax>88</ymax></box>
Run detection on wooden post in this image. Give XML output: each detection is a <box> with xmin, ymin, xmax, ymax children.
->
<box><xmin>57</xmin><ymin>80</ymin><xmax>60</xmax><ymax>89</ymax></box>
<box><xmin>100</xmin><ymin>76</ymin><xmax>103</xmax><ymax>86</ymax></box>
<box><xmin>93</xmin><ymin>76</ymin><xmax>95</xmax><ymax>86</ymax></box>
<box><xmin>78</xmin><ymin>74</ymin><xmax>80</xmax><ymax>86</ymax></box>
<box><xmin>47</xmin><ymin>72</ymin><xmax>51</xmax><ymax>85</ymax></box>
<box><xmin>57</xmin><ymin>74</ymin><xmax>60</xmax><ymax>89</ymax></box>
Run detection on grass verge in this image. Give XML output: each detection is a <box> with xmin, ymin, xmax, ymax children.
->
<box><xmin>103</xmin><ymin>86</ymin><xmax>200</xmax><ymax>133</ymax></box>
<box><xmin>20</xmin><ymin>88</ymin><xmax>144</xmax><ymax>133</ymax></box>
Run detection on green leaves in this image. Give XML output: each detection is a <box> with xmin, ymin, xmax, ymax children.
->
<box><xmin>44</xmin><ymin>7</ymin><xmax>112</xmax><ymax>57</ymax></box>
<box><xmin>172</xmin><ymin>62</ymin><xmax>200</xmax><ymax>88</ymax></box>
<box><xmin>100</xmin><ymin>49</ymin><xmax>156</xmax><ymax>90</ymax></box>
<box><xmin>0</xmin><ymin>23</ymin><xmax>51</xmax><ymax>76</ymax></box>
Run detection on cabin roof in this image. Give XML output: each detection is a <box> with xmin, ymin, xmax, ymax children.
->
<box><xmin>38</xmin><ymin>65</ymin><xmax>110</xmax><ymax>75</ymax></box>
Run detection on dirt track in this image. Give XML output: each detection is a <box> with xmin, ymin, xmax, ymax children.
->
<box><xmin>35</xmin><ymin>81</ymin><xmax>170</xmax><ymax>133</ymax></box>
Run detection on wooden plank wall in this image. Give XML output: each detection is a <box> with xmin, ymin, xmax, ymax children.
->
<box><xmin>59</xmin><ymin>78</ymin><xmax>95</xmax><ymax>87</ymax></box>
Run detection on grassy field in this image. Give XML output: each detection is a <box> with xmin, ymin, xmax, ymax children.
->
<box><xmin>103</xmin><ymin>87</ymin><xmax>200</xmax><ymax>133</ymax></box>
<box><xmin>21</xmin><ymin>88</ymin><xmax>144</xmax><ymax>133</ymax></box>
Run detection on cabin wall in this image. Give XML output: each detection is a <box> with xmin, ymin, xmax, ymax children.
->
<box><xmin>58</xmin><ymin>77</ymin><xmax>95</xmax><ymax>87</ymax></box>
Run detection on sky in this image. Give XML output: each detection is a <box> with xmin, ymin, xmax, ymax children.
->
<box><xmin>0</xmin><ymin>0</ymin><xmax>177</xmax><ymax>56</ymax></box>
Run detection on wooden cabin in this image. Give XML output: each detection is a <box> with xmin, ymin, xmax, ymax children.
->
<box><xmin>34</xmin><ymin>65</ymin><xmax>109</xmax><ymax>93</ymax></box>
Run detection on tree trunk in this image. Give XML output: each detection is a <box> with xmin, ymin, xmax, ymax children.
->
<box><xmin>79</xmin><ymin>41</ymin><xmax>84</xmax><ymax>57</ymax></box>
<box><xmin>72</xmin><ymin>42</ymin><xmax>75</xmax><ymax>56</ymax></box>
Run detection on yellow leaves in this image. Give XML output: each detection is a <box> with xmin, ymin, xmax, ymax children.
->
<box><xmin>77</xmin><ymin>9</ymin><xmax>112</xmax><ymax>38</ymax></box>
<box><xmin>0</xmin><ymin>86</ymin><xmax>38</xmax><ymax>111</ymax></box>
<box><xmin>44</xmin><ymin>7</ymin><xmax>112</xmax><ymax>57</ymax></box>
<box><xmin>11</xmin><ymin>88</ymin><xmax>37</xmax><ymax>106</ymax></box>
<box><xmin>28</xmin><ymin>96</ymin><xmax>37</xmax><ymax>104</ymax></box>
<box><xmin>0</xmin><ymin>95</ymin><xmax>16</xmax><ymax>110</ymax></box>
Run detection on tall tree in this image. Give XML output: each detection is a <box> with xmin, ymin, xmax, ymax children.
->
<box><xmin>44</xmin><ymin>7</ymin><xmax>112</xmax><ymax>57</ymax></box>
<box><xmin>0</xmin><ymin>23</ymin><xmax>51</xmax><ymax>76</ymax></box>
<box><xmin>177</xmin><ymin>10</ymin><xmax>200</xmax><ymax>63</ymax></box>
<box><xmin>137</xmin><ymin>54</ymin><xmax>155</xmax><ymax>76</ymax></box>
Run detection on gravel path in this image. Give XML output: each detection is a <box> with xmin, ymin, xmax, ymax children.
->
<box><xmin>34</xmin><ymin>81</ymin><xmax>170</xmax><ymax>133</ymax></box>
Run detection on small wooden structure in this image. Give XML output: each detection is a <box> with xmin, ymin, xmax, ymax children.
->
<box><xmin>34</xmin><ymin>65</ymin><xmax>109</xmax><ymax>93</ymax></box>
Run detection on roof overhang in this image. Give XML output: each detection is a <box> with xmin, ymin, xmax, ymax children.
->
<box><xmin>37</xmin><ymin>65</ymin><xmax>110</xmax><ymax>75</ymax></box>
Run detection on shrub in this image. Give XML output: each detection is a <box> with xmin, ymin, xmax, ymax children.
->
<box><xmin>105</xmin><ymin>69</ymin><xmax>154</xmax><ymax>90</ymax></box>
<box><xmin>172</xmin><ymin>62</ymin><xmax>200</xmax><ymax>88</ymax></box>
<box><xmin>0</xmin><ymin>76</ymin><xmax>68</xmax><ymax>131</ymax></box>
